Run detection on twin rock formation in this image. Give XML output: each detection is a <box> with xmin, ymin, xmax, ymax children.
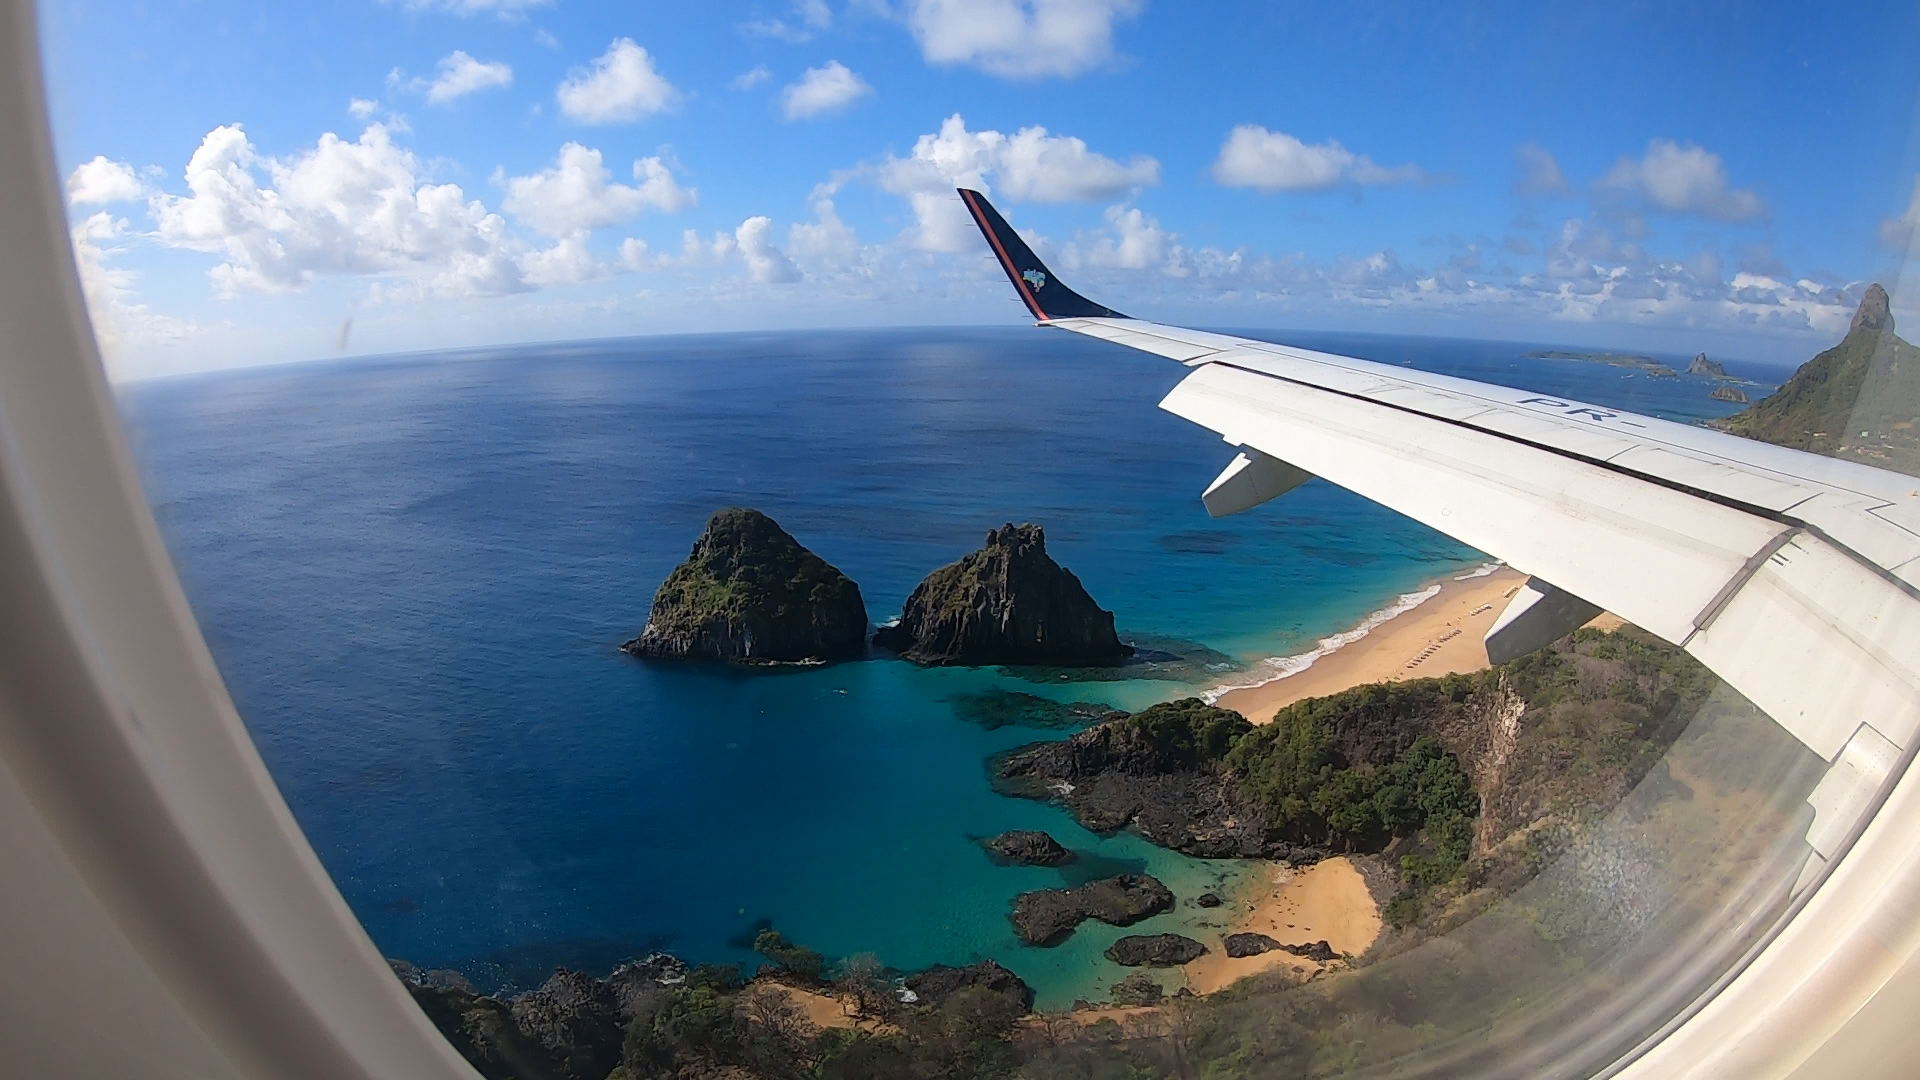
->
<box><xmin>625</xmin><ymin>509</ymin><xmax>1130</xmax><ymax>667</ymax></box>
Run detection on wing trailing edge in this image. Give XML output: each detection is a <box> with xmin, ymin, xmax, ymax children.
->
<box><xmin>956</xmin><ymin>188</ymin><xmax>1127</xmax><ymax>321</ymax></box>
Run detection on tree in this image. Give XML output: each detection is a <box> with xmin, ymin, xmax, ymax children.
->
<box><xmin>834</xmin><ymin>952</ymin><xmax>888</xmax><ymax>1018</ymax></box>
<box><xmin>753</xmin><ymin>928</ymin><xmax>827</xmax><ymax>982</ymax></box>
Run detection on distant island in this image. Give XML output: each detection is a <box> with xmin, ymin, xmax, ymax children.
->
<box><xmin>1527</xmin><ymin>349</ymin><xmax>1678</xmax><ymax>377</ymax></box>
<box><xmin>1717</xmin><ymin>283</ymin><xmax>1920</xmax><ymax>476</ymax></box>
<box><xmin>1688</xmin><ymin>352</ymin><xmax>1729</xmax><ymax>378</ymax></box>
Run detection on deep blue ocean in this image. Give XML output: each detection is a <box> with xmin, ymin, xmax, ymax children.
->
<box><xmin>119</xmin><ymin>327</ymin><xmax>1772</xmax><ymax>1008</ymax></box>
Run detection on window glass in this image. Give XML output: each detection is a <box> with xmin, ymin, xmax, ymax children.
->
<box><xmin>49</xmin><ymin>2</ymin><xmax>1918</xmax><ymax>1077</ymax></box>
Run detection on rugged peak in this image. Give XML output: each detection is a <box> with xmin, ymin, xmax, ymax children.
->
<box><xmin>873</xmin><ymin>521</ymin><xmax>1132</xmax><ymax>666</ymax></box>
<box><xmin>1852</xmin><ymin>282</ymin><xmax>1893</xmax><ymax>335</ymax></box>
<box><xmin>985</xmin><ymin>522</ymin><xmax>1045</xmax><ymax>552</ymax></box>
<box><xmin>623</xmin><ymin>508</ymin><xmax>868</xmax><ymax>665</ymax></box>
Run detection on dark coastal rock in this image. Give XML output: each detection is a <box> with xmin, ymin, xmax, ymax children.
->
<box><xmin>1710</xmin><ymin>385</ymin><xmax>1749</xmax><ymax>404</ymax></box>
<box><xmin>1104</xmin><ymin>933</ymin><xmax>1208</xmax><ymax>967</ymax></box>
<box><xmin>605</xmin><ymin>952</ymin><xmax>688</xmax><ymax>1015</ymax></box>
<box><xmin>996</xmin><ymin>699</ymin><xmax>1311</xmax><ymax>860</ymax></box>
<box><xmin>903</xmin><ymin>959</ymin><xmax>1035</xmax><ymax>1012</ymax></box>
<box><xmin>509</xmin><ymin>969</ymin><xmax>626</xmax><ymax>1080</ymax></box>
<box><xmin>623</xmin><ymin>508</ymin><xmax>868</xmax><ymax>665</ymax></box>
<box><xmin>985</xmin><ymin>829</ymin><xmax>1074</xmax><ymax>866</ymax></box>
<box><xmin>1688</xmin><ymin>352</ymin><xmax>1729</xmax><ymax>378</ymax></box>
<box><xmin>404</xmin><ymin>981</ymin><xmax>564</xmax><ymax>1080</ymax></box>
<box><xmin>1194</xmin><ymin>892</ymin><xmax>1223</xmax><ymax>908</ymax></box>
<box><xmin>1108</xmin><ymin>972</ymin><xmax>1163</xmax><ymax>1005</ymax></box>
<box><xmin>873</xmin><ymin>523</ymin><xmax>1132</xmax><ymax>666</ymax></box>
<box><xmin>1280</xmin><ymin>940</ymin><xmax>1339</xmax><ymax>962</ymax></box>
<box><xmin>1222</xmin><ymin>933</ymin><xmax>1281</xmax><ymax>958</ymax></box>
<box><xmin>1010</xmin><ymin>874</ymin><xmax>1175</xmax><ymax>945</ymax></box>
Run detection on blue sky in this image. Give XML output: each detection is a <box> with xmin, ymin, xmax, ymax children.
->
<box><xmin>38</xmin><ymin>0</ymin><xmax>1920</xmax><ymax>379</ymax></box>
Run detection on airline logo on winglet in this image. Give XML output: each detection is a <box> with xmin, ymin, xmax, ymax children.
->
<box><xmin>1021</xmin><ymin>269</ymin><xmax>1047</xmax><ymax>290</ymax></box>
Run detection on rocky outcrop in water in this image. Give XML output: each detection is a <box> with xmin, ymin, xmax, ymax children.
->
<box><xmin>985</xmin><ymin>829</ymin><xmax>1073</xmax><ymax>866</ymax></box>
<box><xmin>1688</xmin><ymin>353</ymin><xmax>1728</xmax><ymax>378</ymax></box>
<box><xmin>1104</xmin><ymin>933</ymin><xmax>1208</xmax><ymax>967</ymax></box>
<box><xmin>873</xmin><ymin>523</ymin><xmax>1132</xmax><ymax>666</ymax></box>
<box><xmin>1194</xmin><ymin>892</ymin><xmax>1222</xmax><ymax>908</ymax></box>
<box><xmin>903</xmin><ymin>959</ymin><xmax>1035</xmax><ymax>1012</ymax></box>
<box><xmin>1010</xmin><ymin>874</ymin><xmax>1174</xmax><ymax>946</ymax></box>
<box><xmin>996</xmin><ymin>699</ymin><xmax>1314</xmax><ymax>860</ymax></box>
<box><xmin>1710</xmin><ymin>385</ymin><xmax>1749</xmax><ymax>404</ymax></box>
<box><xmin>1222</xmin><ymin>933</ymin><xmax>1280</xmax><ymax>958</ymax></box>
<box><xmin>623</xmin><ymin>508</ymin><xmax>868</xmax><ymax>665</ymax></box>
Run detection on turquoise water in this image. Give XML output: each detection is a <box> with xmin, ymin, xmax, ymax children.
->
<box><xmin>119</xmin><ymin>327</ymin><xmax>1767</xmax><ymax>1008</ymax></box>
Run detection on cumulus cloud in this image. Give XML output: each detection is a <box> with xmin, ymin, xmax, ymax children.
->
<box><xmin>744</xmin><ymin>0</ymin><xmax>833</xmax><ymax>41</ymax></box>
<box><xmin>67</xmin><ymin>156</ymin><xmax>143</xmax><ymax>205</ymax></box>
<box><xmin>1514</xmin><ymin>143</ymin><xmax>1568</xmax><ymax>196</ymax></box>
<box><xmin>904</xmin><ymin>0</ymin><xmax>1142</xmax><ymax>79</ymax></box>
<box><xmin>424</xmin><ymin>50</ymin><xmax>513</xmax><ymax>104</ymax></box>
<box><xmin>518</xmin><ymin>230</ymin><xmax>605</xmax><ymax>285</ymax></box>
<box><xmin>1598</xmin><ymin>139</ymin><xmax>1765</xmax><ymax>221</ymax></box>
<box><xmin>1879</xmin><ymin>174</ymin><xmax>1920</xmax><ymax>253</ymax></box>
<box><xmin>557</xmin><ymin>39</ymin><xmax>680</xmax><ymax>124</ymax></box>
<box><xmin>736</xmin><ymin>215</ymin><xmax>801</xmax><ymax>283</ymax></box>
<box><xmin>878</xmin><ymin>114</ymin><xmax>1157</xmax><ymax>250</ymax></box>
<box><xmin>1080</xmin><ymin>205</ymin><xmax>1169</xmax><ymax>270</ymax></box>
<box><xmin>1211</xmin><ymin>126</ymin><xmax>1425</xmax><ymax>193</ymax></box>
<box><xmin>731</xmin><ymin>65</ymin><xmax>773</xmax><ymax>90</ymax></box>
<box><xmin>781</xmin><ymin>61</ymin><xmax>872</xmax><ymax>119</ymax></box>
<box><xmin>501</xmin><ymin>143</ymin><xmax>696</xmax><ymax>236</ymax></box>
<box><xmin>149</xmin><ymin>123</ymin><xmax>525</xmax><ymax>297</ymax></box>
<box><xmin>69</xmin><ymin>212</ymin><xmax>198</xmax><ymax>364</ymax></box>
<box><xmin>348</xmin><ymin>98</ymin><xmax>380</xmax><ymax>118</ymax></box>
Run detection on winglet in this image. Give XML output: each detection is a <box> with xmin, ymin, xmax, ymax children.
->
<box><xmin>957</xmin><ymin>188</ymin><xmax>1128</xmax><ymax>321</ymax></box>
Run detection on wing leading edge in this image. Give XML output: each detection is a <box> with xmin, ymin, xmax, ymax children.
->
<box><xmin>957</xmin><ymin>187</ymin><xmax>1920</xmax><ymax>846</ymax></box>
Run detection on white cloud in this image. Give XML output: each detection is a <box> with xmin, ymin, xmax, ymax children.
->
<box><xmin>1514</xmin><ymin>143</ymin><xmax>1568</xmax><ymax>196</ymax></box>
<box><xmin>149</xmin><ymin>123</ymin><xmax>525</xmax><ymax>297</ymax></box>
<box><xmin>425</xmin><ymin>51</ymin><xmax>513</xmax><ymax>104</ymax></box>
<box><xmin>67</xmin><ymin>156</ymin><xmax>144</xmax><ymax>205</ymax></box>
<box><xmin>1082</xmin><ymin>205</ymin><xmax>1167</xmax><ymax>270</ymax></box>
<box><xmin>731</xmin><ymin>65</ymin><xmax>773</xmax><ymax>90</ymax></box>
<box><xmin>1879</xmin><ymin>174</ymin><xmax>1920</xmax><ymax>253</ymax></box>
<box><xmin>501</xmin><ymin>143</ymin><xmax>696</xmax><ymax>237</ymax></box>
<box><xmin>394</xmin><ymin>0</ymin><xmax>551</xmax><ymax>16</ymax></box>
<box><xmin>877</xmin><ymin>114</ymin><xmax>1158</xmax><ymax>250</ymax></box>
<box><xmin>1599</xmin><ymin>139</ymin><xmax>1765</xmax><ymax>221</ymax></box>
<box><xmin>1211</xmin><ymin>125</ymin><xmax>1425</xmax><ymax>193</ymax></box>
<box><xmin>556</xmin><ymin>39</ymin><xmax>680</xmax><ymax>124</ymax></box>
<box><xmin>69</xmin><ymin>211</ymin><xmax>198</xmax><ymax>365</ymax></box>
<box><xmin>904</xmin><ymin>0</ymin><xmax>1142</xmax><ymax>78</ymax></box>
<box><xmin>744</xmin><ymin>0</ymin><xmax>833</xmax><ymax>41</ymax></box>
<box><xmin>532</xmin><ymin>28</ymin><xmax>559</xmax><ymax>48</ymax></box>
<box><xmin>518</xmin><ymin>230</ymin><xmax>605</xmax><ymax>285</ymax></box>
<box><xmin>348</xmin><ymin>98</ymin><xmax>380</xmax><ymax>119</ymax></box>
<box><xmin>781</xmin><ymin>61</ymin><xmax>872</xmax><ymax>119</ymax></box>
<box><xmin>735</xmin><ymin>215</ymin><xmax>800</xmax><ymax>283</ymax></box>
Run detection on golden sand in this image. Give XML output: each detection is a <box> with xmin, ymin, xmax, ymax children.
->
<box><xmin>1216</xmin><ymin>568</ymin><xmax>1528</xmax><ymax>724</ymax></box>
<box><xmin>1182</xmin><ymin>856</ymin><xmax>1382</xmax><ymax>995</ymax></box>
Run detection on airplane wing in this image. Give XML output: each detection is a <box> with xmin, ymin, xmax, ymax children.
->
<box><xmin>959</xmin><ymin>186</ymin><xmax>1920</xmax><ymax>863</ymax></box>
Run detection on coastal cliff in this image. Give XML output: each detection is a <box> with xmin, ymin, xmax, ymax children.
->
<box><xmin>873</xmin><ymin>523</ymin><xmax>1133</xmax><ymax>666</ymax></box>
<box><xmin>622</xmin><ymin>508</ymin><xmax>869</xmax><ymax>665</ymax></box>
<box><xmin>1718</xmin><ymin>283</ymin><xmax>1920</xmax><ymax>475</ymax></box>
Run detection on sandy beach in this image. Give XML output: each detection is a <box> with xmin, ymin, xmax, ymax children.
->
<box><xmin>1182</xmin><ymin>856</ymin><xmax>1382</xmax><ymax>995</ymax></box>
<box><xmin>1215</xmin><ymin>566</ymin><xmax>1530</xmax><ymax>725</ymax></box>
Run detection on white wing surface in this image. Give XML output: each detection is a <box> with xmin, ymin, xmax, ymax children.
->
<box><xmin>958</xmin><ymin>188</ymin><xmax>1920</xmax><ymax>799</ymax></box>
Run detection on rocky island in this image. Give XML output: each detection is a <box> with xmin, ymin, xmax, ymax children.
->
<box><xmin>1688</xmin><ymin>352</ymin><xmax>1729</xmax><ymax>378</ymax></box>
<box><xmin>1009</xmin><ymin>873</ymin><xmax>1174</xmax><ymax>945</ymax></box>
<box><xmin>873</xmin><ymin>523</ymin><xmax>1133</xmax><ymax>666</ymax></box>
<box><xmin>983</xmin><ymin>829</ymin><xmax>1074</xmax><ymax>866</ymax></box>
<box><xmin>622</xmin><ymin>508</ymin><xmax>869</xmax><ymax>665</ymax></box>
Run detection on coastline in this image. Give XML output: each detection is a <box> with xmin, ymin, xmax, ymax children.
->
<box><xmin>1212</xmin><ymin>566</ymin><xmax>1529</xmax><ymax>725</ymax></box>
<box><xmin>1182</xmin><ymin>856</ymin><xmax>1381</xmax><ymax>996</ymax></box>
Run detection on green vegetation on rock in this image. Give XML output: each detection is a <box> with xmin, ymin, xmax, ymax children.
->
<box><xmin>1718</xmin><ymin>283</ymin><xmax>1920</xmax><ymax>475</ymax></box>
<box><xmin>623</xmin><ymin>508</ymin><xmax>869</xmax><ymax>665</ymax></box>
